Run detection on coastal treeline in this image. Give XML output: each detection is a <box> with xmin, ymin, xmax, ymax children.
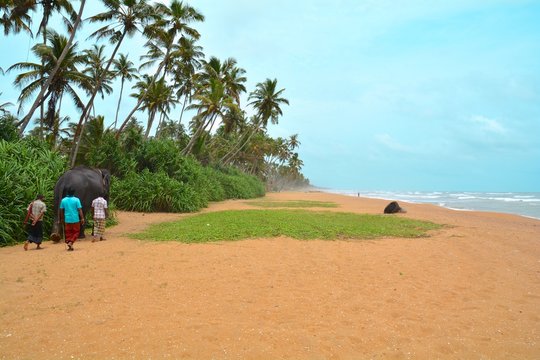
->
<box><xmin>0</xmin><ymin>1</ymin><xmax>310</xmax><ymax>245</ymax></box>
<box><xmin>0</xmin><ymin>135</ymin><xmax>265</xmax><ymax>246</ymax></box>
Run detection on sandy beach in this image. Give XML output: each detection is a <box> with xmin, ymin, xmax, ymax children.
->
<box><xmin>1</xmin><ymin>191</ymin><xmax>539</xmax><ymax>359</ymax></box>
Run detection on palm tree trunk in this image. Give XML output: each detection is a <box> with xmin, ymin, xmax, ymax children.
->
<box><xmin>113</xmin><ymin>77</ymin><xmax>125</xmax><ymax>128</ymax></box>
<box><xmin>53</xmin><ymin>91</ymin><xmax>64</xmax><ymax>148</ymax></box>
<box><xmin>178</xmin><ymin>94</ymin><xmax>188</xmax><ymax>125</ymax></box>
<box><xmin>18</xmin><ymin>0</ymin><xmax>86</xmax><ymax>135</ymax></box>
<box><xmin>69</xmin><ymin>30</ymin><xmax>126</xmax><ymax>167</ymax></box>
<box><xmin>39</xmin><ymin>21</ymin><xmax>48</xmax><ymax>139</ymax></box>
<box><xmin>116</xmin><ymin>91</ymin><xmax>144</xmax><ymax>138</ymax></box>
<box><xmin>144</xmin><ymin>110</ymin><xmax>157</xmax><ymax>139</ymax></box>
<box><xmin>116</xmin><ymin>46</ymin><xmax>173</xmax><ymax>138</ymax></box>
<box><xmin>220</xmin><ymin>118</ymin><xmax>261</xmax><ymax>164</ymax></box>
<box><xmin>156</xmin><ymin>111</ymin><xmax>166</xmax><ymax>138</ymax></box>
<box><xmin>181</xmin><ymin>113</ymin><xmax>216</xmax><ymax>155</ymax></box>
<box><xmin>70</xmin><ymin>109</ymin><xmax>92</xmax><ymax>166</ymax></box>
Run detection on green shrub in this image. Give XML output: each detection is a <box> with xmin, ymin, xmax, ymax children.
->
<box><xmin>199</xmin><ymin>167</ymin><xmax>226</xmax><ymax>202</ymax></box>
<box><xmin>0</xmin><ymin>114</ymin><xmax>19</xmax><ymax>142</ymax></box>
<box><xmin>111</xmin><ymin>170</ymin><xmax>201</xmax><ymax>213</ymax></box>
<box><xmin>137</xmin><ymin>139</ymin><xmax>183</xmax><ymax>176</ymax></box>
<box><xmin>215</xmin><ymin>168</ymin><xmax>265</xmax><ymax>199</ymax></box>
<box><xmin>0</xmin><ymin>139</ymin><xmax>66</xmax><ymax>246</ymax></box>
<box><xmin>86</xmin><ymin>131</ymin><xmax>136</xmax><ymax>177</ymax></box>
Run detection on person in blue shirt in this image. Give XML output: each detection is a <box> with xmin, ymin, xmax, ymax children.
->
<box><xmin>59</xmin><ymin>187</ymin><xmax>85</xmax><ymax>251</ymax></box>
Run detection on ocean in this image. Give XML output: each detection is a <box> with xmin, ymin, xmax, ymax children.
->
<box><xmin>326</xmin><ymin>190</ymin><xmax>540</xmax><ymax>220</ymax></box>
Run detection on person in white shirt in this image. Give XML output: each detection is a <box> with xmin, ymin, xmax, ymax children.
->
<box><xmin>91</xmin><ymin>195</ymin><xmax>108</xmax><ymax>242</ymax></box>
<box><xmin>23</xmin><ymin>194</ymin><xmax>46</xmax><ymax>250</ymax></box>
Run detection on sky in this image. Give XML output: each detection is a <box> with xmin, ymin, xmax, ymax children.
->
<box><xmin>1</xmin><ymin>0</ymin><xmax>539</xmax><ymax>192</ymax></box>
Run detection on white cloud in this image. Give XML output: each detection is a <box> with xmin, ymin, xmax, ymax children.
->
<box><xmin>470</xmin><ymin>115</ymin><xmax>507</xmax><ymax>134</ymax></box>
<box><xmin>375</xmin><ymin>133</ymin><xmax>414</xmax><ymax>153</ymax></box>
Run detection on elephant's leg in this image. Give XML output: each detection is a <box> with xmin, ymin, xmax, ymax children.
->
<box><xmin>78</xmin><ymin>210</ymin><xmax>86</xmax><ymax>239</ymax></box>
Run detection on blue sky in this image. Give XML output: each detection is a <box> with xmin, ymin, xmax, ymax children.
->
<box><xmin>1</xmin><ymin>0</ymin><xmax>539</xmax><ymax>191</ymax></box>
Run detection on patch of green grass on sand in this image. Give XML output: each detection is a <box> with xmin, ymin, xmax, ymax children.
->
<box><xmin>132</xmin><ymin>209</ymin><xmax>442</xmax><ymax>243</ymax></box>
<box><xmin>245</xmin><ymin>200</ymin><xmax>338</xmax><ymax>208</ymax></box>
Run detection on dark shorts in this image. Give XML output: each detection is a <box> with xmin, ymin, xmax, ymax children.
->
<box><xmin>27</xmin><ymin>222</ymin><xmax>43</xmax><ymax>244</ymax></box>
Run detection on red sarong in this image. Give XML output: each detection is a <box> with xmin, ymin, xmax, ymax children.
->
<box><xmin>64</xmin><ymin>223</ymin><xmax>80</xmax><ymax>243</ymax></box>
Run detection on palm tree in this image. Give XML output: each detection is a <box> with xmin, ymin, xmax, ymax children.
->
<box><xmin>116</xmin><ymin>0</ymin><xmax>204</xmax><ymax>136</ymax></box>
<box><xmin>112</xmin><ymin>53</ymin><xmax>138</xmax><ymax>128</ymax></box>
<box><xmin>156</xmin><ymin>119</ymin><xmax>188</xmax><ymax>145</ymax></box>
<box><xmin>288</xmin><ymin>152</ymin><xmax>304</xmax><ymax>174</ymax></box>
<box><xmin>288</xmin><ymin>134</ymin><xmax>300</xmax><ymax>151</ymax></box>
<box><xmin>37</xmin><ymin>0</ymin><xmax>77</xmax><ymax>123</ymax></box>
<box><xmin>82</xmin><ymin>44</ymin><xmax>113</xmax><ymax>108</ymax></box>
<box><xmin>199</xmin><ymin>57</ymin><xmax>246</xmax><ymax>105</ymax></box>
<box><xmin>17</xmin><ymin>0</ymin><xmax>86</xmax><ymax>135</ymax></box>
<box><xmin>9</xmin><ymin>30</ymin><xmax>90</xmax><ymax>145</ymax></box>
<box><xmin>223</xmin><ymin>61</ymin><xmax>246</xmax><ymax>105</ymax></box>
<box><xmin>70</xmin><ymin>0</ymin><xmax>155</xmax><ymax>166</ymax></box>
<box><xmin>37</xmin><ymin>0</ymin><xmax>76</xmax><ymax>40</ymax></box>
<box><xmin>131</xmin><ymin>75</ymin><xmax>177</xmax><ymax>139</ymax></box>
<box><xmin>221</xmin><ymin>106</ymin><xmax>246</xmax><ymax>135</ymax></box>
<box><xmin>182</xmin><ymin>78</ymin><xmax>235</xmax><ymax>155</ymax></box>
<box><xmin>248</xmin><ymin>78</ymin><xmax>289</xmax><ymax>128</ymax></box>
<box><xmin>138</xmin><ymin>30</ymin><xmax>178</xmax><ymax>79</ymax></box>
<box><xmin>0</xmin><ymin>92</ymin><xmax>14</xmax><ymax>115</ymax></box>
<box><xmin>153</xmin><ymin>0</ymin><xmax>204</xmax><ymax>42</ymax></box>
<box><xmin>172</xmin><ymin>36</ymin><xmax>203</xmax><ymax>124</ymax></box>
<box><xmin>17</xmin><ymin>0</ymin><xmax>77</xmax><ymax>132</ymax></box>
<box><xmin>1</xmin><ymin>0</ymin><xmax>35</xmax><ymax>36</ymax></box>
<box><xmin>221</xmin><ymin>78</ymin><xmax>288</xmax><ymax>164</ymax></box>
<box><xmin>31</xmin><ymin>113</ymin><xmax>71</xmax><ymax>149</ymax></box>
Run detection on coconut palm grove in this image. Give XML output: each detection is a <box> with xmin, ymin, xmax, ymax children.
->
<box><xmin>0</xmin><ymin>0</ymin><xmax>310</xmax><ymax>246</ymax></box>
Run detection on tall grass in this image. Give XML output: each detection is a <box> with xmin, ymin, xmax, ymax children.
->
<box><xmin>111</xmin><ymin>166</ymin><xmax>266</xmax><ymax>213</ymax></box>
<box><xmin>111</xmin><ymin>170</ymin><xmax>201</xmax><ymax>213</ymax></box>
<box><xmin>0</xmin><ymin>139</ymin><xmax>66</xmax><ymax>246</ymax></box>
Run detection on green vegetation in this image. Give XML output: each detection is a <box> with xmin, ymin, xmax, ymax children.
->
<box><xmin>246</xmin><ymin>200</ymin><xmax>338</xmax><ymax>208</ymax></box>
<box><xmin>108</xmin><ymin>134</ymin><xmax>265</xmax><ymax>213</ymax></box>
<box><xmin>0</xmin><ymin>139</ymin><xmax>65</xmax><ymax>246</ymax></box>
<box><xmin>133</xmin><ymin>210</ymin><xmax>442</xmax><ymax>243</ymax></box>
<box><xmin>0</xmin><ymin>136</ymin><xmax>265</xmax><ymax>246</ymax></box>
<box><xmin>1</xmin><ymin>1</ymin><xmax>313</xmax><ymax>246</ymax></box>
<box><xmin>1</xmin><ymin>1</ymin><xmax>310</xmax><ymax>190</ymax></box>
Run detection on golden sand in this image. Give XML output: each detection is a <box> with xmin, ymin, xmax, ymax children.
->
<box><xmin>1</xmin><ymin>191</ymin><xmax>539</xmax><ymax>359</ymax></box>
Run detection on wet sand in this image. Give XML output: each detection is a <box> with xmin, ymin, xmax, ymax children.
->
<box><xmin>1</xmin><ymin>191</ymin><xmax>539</xmax><ymax>359</ymax></box>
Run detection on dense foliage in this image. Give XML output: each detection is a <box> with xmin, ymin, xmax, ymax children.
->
<box><xmin>0</xmin><ymin>132</ymin><xmax>266</xmax><ymax>246</ymax></box>
<box><xmin>1</xmin><ymin>0</ymin><xmax>311</xmax><ymax>246</ymax></box>
<box><xmin>0</xmin><ymin>139</ymin><xmax>65</xmax><ymax>246</ymax></box>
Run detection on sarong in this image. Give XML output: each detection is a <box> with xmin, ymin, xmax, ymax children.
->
<box><xmin>93</xmin><ymin>218</ymin><xmax>105</xmax><ymax>237</ymax></box>
<box><xmin>64</xmin><ymin>222</ymin><xmax>80</xmax><ymax>243</ymax></box>
<box><xmin>27</xmin><ymin>222</ymin><xmax>43</xmax><ymax>244</ymax></box>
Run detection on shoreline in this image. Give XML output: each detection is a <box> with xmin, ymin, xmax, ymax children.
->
<box><xmin>316</xmin><ymin>187</ymin><xmax>540</xmax><ymax>221</ymax></box>
<box><xmin>1</xmin><ymin>191</ymin><xmax>539</xmax><ymax>359</ymax></box>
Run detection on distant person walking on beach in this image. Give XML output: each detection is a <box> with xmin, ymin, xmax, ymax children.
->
<box><xmin>59</xmin><ymin>188</ymin><xmax>84</xmax><ymax>251</ymax></box>
<box><xmin>91</xmin><ymin>195</ymin><xmax>108</xmax><ymax>242</ymax></box>
<box><xmin>23</xmin><ymin>194</ymin><xmax>46</xmax><ymax>250</ymax></box>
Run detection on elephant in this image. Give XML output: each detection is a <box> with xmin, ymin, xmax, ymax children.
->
<box><xmin>50</xmin><ymin>166</ymin><xmax>110</xmax><ymax>242</ymax></box>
